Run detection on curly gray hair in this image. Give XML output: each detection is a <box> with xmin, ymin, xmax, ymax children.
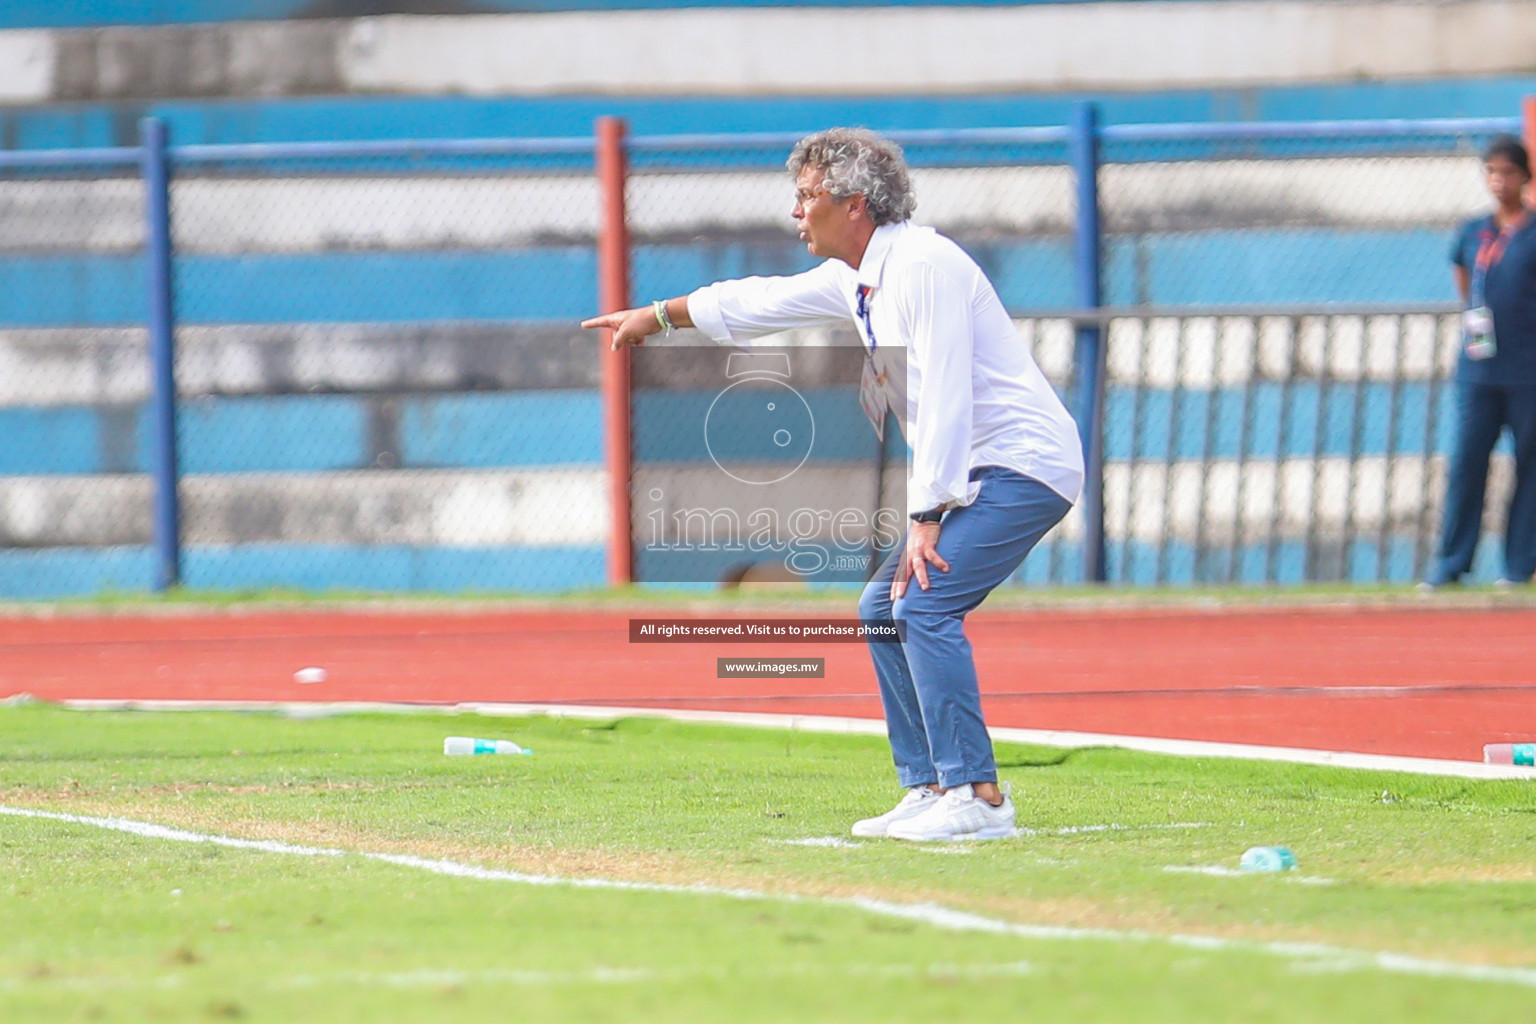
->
<box><xmin>788</xmin><ymin>128</ymin><xmax>916</xmax><ymax>227</ymax></box>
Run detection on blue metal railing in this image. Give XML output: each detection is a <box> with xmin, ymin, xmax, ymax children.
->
<box><xmin>1102</xmin><ymin>116</ymin><xmax>1519</xmax><ymax>142</ymax></box>
<box><xmin>0</xmin><ymin>146</ymin><xmax>141</xmax><ymax>168</ymax></box>
<box><xmin>1</xmin><ymin>114</ymin><xmax>1507</xmax><ymax>170</ymax></box>
<box><xmin>173</xmin><ymin>136</ymin><xmax>599</xmax><ymax>164</ymax></box>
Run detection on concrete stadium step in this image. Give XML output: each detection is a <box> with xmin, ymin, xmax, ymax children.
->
<box><xmin>0</xmin><ymin>312</ymin><xmax>1461</xmax><ymax>409</ymax></box>
<box><xmin>0</xmin><ymin>323</ymin><xmax>599</xmax><ymax>403</ymax></box>
<box><xmin>0</xmin><ymin>467</ymin><xmax>606</xmax><ymax>547</ymax></box>
<box><xmin>0</xmin><ymin>159</ymin><xmax>1489</xmax><ymax>256</ymax></box>
<box><xmin>2</xmin><ymin>3</ymin><xmax>1534</xmax><ymax>102</ymax></box>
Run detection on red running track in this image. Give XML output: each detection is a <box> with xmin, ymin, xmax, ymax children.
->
<box><xmin>2</xmin><ymin>606</ymin><xmax>1533</xmax><ymax>761</ymax></box>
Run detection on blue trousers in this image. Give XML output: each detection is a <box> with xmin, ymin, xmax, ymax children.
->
<box><xmin>1429</xmin><ymin>381</ymin><xmax>1536</xmax><ymax>585</ymax></box>
<box><xmin>857</xmin><ymin>467</ymin><xmax>1072</xmax><ymax>790</ymax></box>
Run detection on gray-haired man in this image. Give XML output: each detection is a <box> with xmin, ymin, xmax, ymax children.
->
<box><xmin>584</xmin><ymin>128</ymin><xmax>1082</xmax><ymax>841</ymax></box>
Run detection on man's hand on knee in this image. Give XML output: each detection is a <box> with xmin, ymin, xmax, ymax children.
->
<box><xmin>892</xmin><ymin>521</ymin><xmax>949</xmax><ymax>599</ymax></box>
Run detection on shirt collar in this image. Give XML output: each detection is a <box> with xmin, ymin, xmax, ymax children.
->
<box><xmin>855</xmin><ymin>221</ymin><xmax>905</xmax><ymax>290</ymax></box>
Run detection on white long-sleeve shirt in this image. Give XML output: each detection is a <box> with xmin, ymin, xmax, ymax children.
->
<box><xmin>687</xmin><ymin>221</ymin><xmax>1084</xmax><ymax>514</ymax></box>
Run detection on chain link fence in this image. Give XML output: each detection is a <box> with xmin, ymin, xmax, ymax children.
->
<box><xmin>0</xmin><ymin>138</ymin><xmax>612</xmax><ymax>598</ymax></box>
<box><xmin>1087</xmin><ymin>306</ymin><xmax>1462</xmax><ymax>584</ymax></box>
<box><xmin>0</xmin><ymin>114</ymin><xmax>1522</xmax><ymax>597</ymax></box>
<box><xmin>164</xmin><ymin>141</ymin><xmax>606</xmax><ymax>594</ymax></box>
<box><xmin>1083</xmin><ymin>120</ymin><xmax>1511</xmax><ymax>584</ymax></box>
<box><xmin>0</xmin><ymin>149</ymin><xmax>154</xmax><ymax>598</ymax></box>
<box><xmin>1098</xmin><ymin>123</ymin><xmax>1499</xmax><ymax>306</ymax></box>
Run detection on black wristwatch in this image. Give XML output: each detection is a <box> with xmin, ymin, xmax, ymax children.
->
<box><xmin>910</xmin><ymin>505</ymin><xmax>946</xmax><ymax>523</ymax></box>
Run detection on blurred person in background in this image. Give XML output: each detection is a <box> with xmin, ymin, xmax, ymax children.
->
<box><xmin>1424</xmin><ymin>134</ymin><xmax>1536</xmax><ymax>590</ymax></box>
<box><xmin>584</xmin><ymin>128</ymin><xmax>1082</xmax><ymax>841</ymax></box>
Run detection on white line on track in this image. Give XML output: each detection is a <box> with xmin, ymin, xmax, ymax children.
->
<box><xmin>6</xmin><ymin>804</ymin><xmax>1536</xmax><ymax>990</ymax></box>
<box><xmin>49</xmin><ymin>697</ymin><xmax>1536</xmax><ymax>780</ymax></box>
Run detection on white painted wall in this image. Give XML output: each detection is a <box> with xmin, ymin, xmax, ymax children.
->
<box><xmin>0</xmin><ymin>156</ymin><xmax>1491</xmax><ymax>253</ymax></box>
<box><xmin>1</xmin><ymin>2</ymin><xmax>1534</xmax><ymax>102</ymax></box>
<box><xmin>0</xmin><ymin>30</ymin><xmax>54</xmax><ymax>102</ymax></box>
<box><xmin>1</xmin><ymin>454</ymin><xmax>1475</xmax><ymax>547</ymax></box>
<box><xmin>337</xmin><ymin>2</ymin><xmax>1536</xmax><ymax>96</ymax></box>
<box><xmin>0</xmin><ymin>469</ymin><xmax>608</xmax><ymax>547</ymax></box>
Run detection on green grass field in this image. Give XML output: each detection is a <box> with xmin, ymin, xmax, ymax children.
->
<box><xmin>4</xmin><ymin>704</ymin><xmax>1535</xmax><ymax>1021</ymax></box>
<box><xmin>16</xmin><ymin>578</ymin><xmax>1536</xmax><ymax>615</ymax></box>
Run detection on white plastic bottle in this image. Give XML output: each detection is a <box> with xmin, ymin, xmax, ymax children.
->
<box><xmin>1483</xmin><ymin>743</ymin><xmax>1535</xmax><ymax>766</ymax></box>
<box><xmin>1239</xmin><ymin>846</ymin><xmax>1297</xmax><ymax>871</ymax></box>
<box><xmin>443</xmin><ymin>736</ymin><xmax>531</xmax><ymax>756</ymax></box>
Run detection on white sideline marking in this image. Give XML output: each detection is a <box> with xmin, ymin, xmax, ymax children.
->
<box><xmin>52</xmin><ymin>698</ymin><xmax>1536</xmax><ymax>781</ymax></box>
<box><xmin>282</xmin><ymin>959</ymin><xmax>1034</xmax><ymax>990</ymax></box>
<box><xmin>2</xmin><ymin>959</ymin><xmax>1039</xmax><ymax>994</ymax></box>
<box><xmin>0</xmin><ymin>809</ymin><xmax>345</xmax><ymax>859</ymax></box>
<box><xmin>1164</xmin><ymin>865</ymin><xmax>1270</xmax><ymax>878</ymax></box>
<box><xmin>1163</xmin><ymin>865</ymin><xmax>1338</xmax><ymax>885</ymax></box>
<box><xmin>1030</xmin><ymin>822</ymin><xmax>1212</xmax><ymax>836</ymax></box>
<box><xmin>772</xmin><ymin>825</ymin><xmax>1207</xmax><ymax>849</ymax></box>
<box><xmin>6</xmin><ymin>804</ymin><xmax>1536</xmax><ymax>991</ymax></box>
<box><xmin>345</xmin><ymin>966</ymin><xmax>666</xmax><ymax>988</ymax></box>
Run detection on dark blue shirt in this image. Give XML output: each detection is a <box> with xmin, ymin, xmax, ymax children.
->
<box><xmin>1451</xmin><ymin>213</ymin><xmax>1536</xmax><ymax>385</ymax></box>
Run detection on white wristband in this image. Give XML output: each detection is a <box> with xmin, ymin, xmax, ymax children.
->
<box><xmin>652</xmin><ymin>300</ymin><xmax>675</xmax><ymax>337</ymax></box>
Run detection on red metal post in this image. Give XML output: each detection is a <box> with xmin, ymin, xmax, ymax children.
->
<box><xmin>596</xmin><ymin>116</ymin><xmax>633</xmax><ymax>586</ymax></box>
<box><xmin>1524</xmin><ymin>96</ymin><xmax>1536</xmax><ymax>206</ymax></box>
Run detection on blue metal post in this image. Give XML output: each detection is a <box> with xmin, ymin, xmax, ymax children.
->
<box><xmin>141</xmin><ymin>117</ymin><xmax>181</xmax><ymax>590</ymax></box>
<box><xmin>1070</xmin><ymin>103</ymin><xmax>1107</xmax><ymax>584</ymax></box>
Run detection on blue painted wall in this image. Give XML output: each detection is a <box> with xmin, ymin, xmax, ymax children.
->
<box><xmin>1102</xmin><ymin>381</ymin><xmax>1466</xmax><ymax>463</ymax></box>
<box><xmin>0</xmin><ymin>544</ymin><xmax>606</xmax><ymax>599</ymax></box>
<box><xmin>0</xmin><ymin>231</ymin><xmax>1463</xmax><ymax>329</ymax></box>
<box><xmin>0</xmin><ymin>393</ymin><xmax>603</xmax><ymax>475</ymax></box>
<box><xmin>0</xmin><ymin>382</ymin><xmax>1488</xmax><ymax>476</ymax></box>
<box><xmin>2</xmin><ymin>78</ymin><xmax>1533</xmax><ymax>150</ymax></box>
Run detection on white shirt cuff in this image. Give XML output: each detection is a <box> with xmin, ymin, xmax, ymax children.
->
<box><xmin>686</xmin><ymin>286</ymin><xmax>733</xmax><ymax>344</ymax></box>
<box><xmin>907</xmin><ymin>481</ymin><xmax>981</xmax><ymax>517</ymax></box>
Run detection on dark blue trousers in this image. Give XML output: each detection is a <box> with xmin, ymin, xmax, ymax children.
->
<box><xmin>1429</xmin><ymin>381</ymin><xmax>1536</xmax><ymax>584</ymax></box>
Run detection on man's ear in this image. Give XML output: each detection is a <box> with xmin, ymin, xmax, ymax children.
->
<box><xmin>847</xmin><ymin>193</ymin><xmax>868</xmax><ymax>220</ymax></box>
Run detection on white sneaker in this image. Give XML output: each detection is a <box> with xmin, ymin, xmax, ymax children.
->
<box><xmin>886</xmin><ymin>783</ymin><xmax>1015</xmax><ymax>842</ymax></box>
<box><xmin>851</xmin><ymin>787</ymin><xmax>941</xmax><ymax>838</ymax></box>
